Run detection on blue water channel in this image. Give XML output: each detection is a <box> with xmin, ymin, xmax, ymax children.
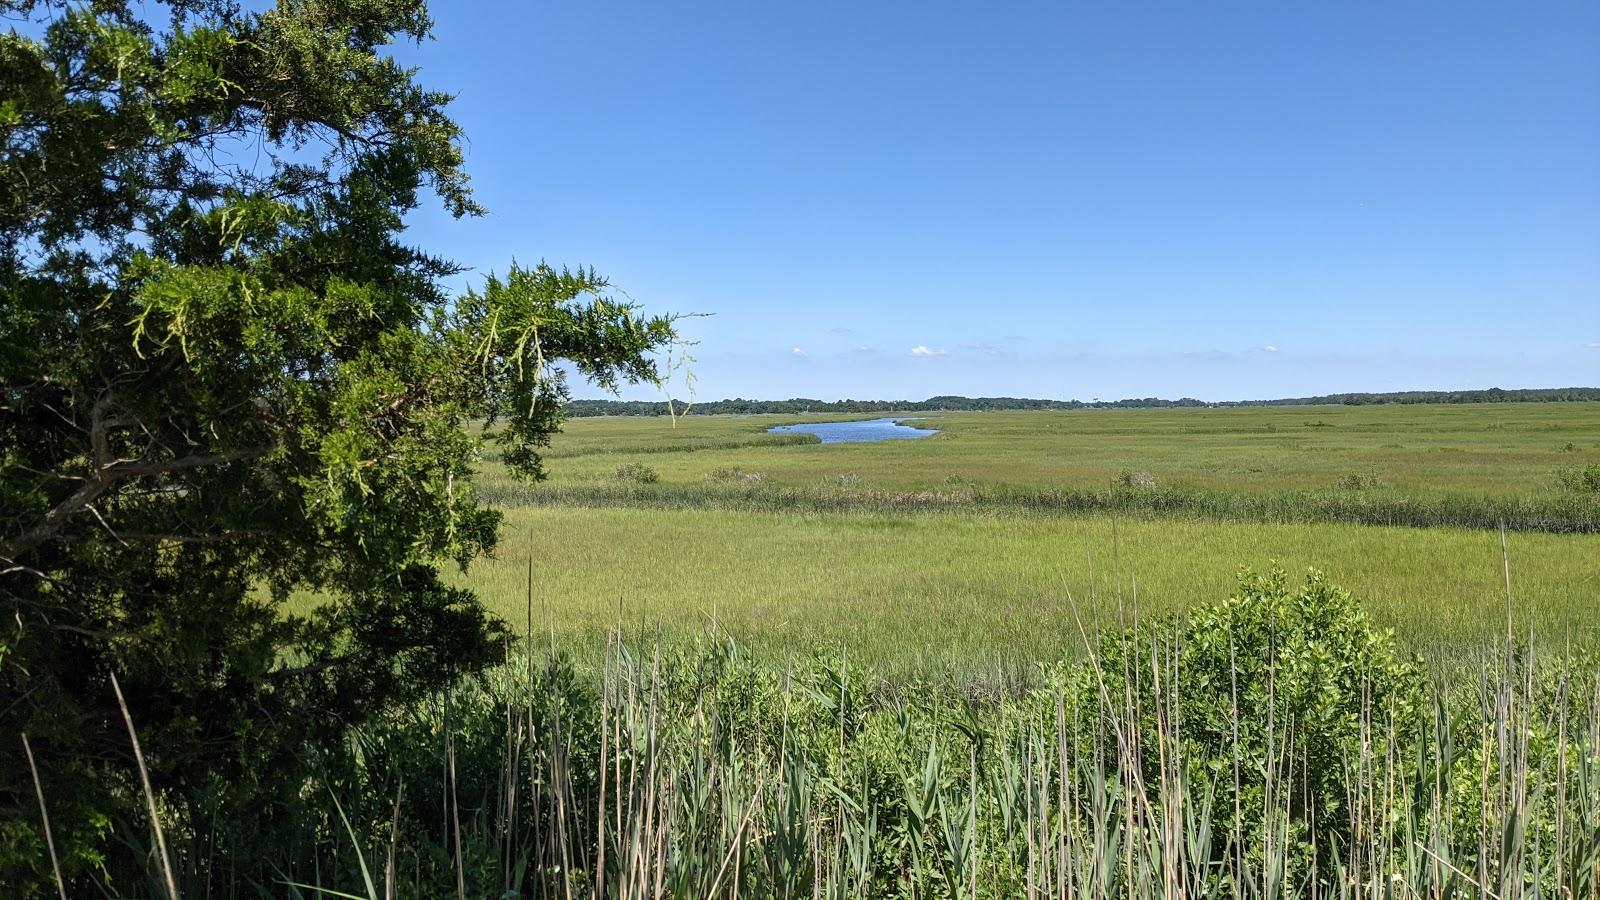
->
<box><xmin>767</xmin><ymin>417</ymin><xmax>938</xmax><ymax>444</ymax></box>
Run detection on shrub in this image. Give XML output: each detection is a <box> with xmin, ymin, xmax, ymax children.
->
<box><xmin>707</xmin><ymin>467</ymin><xmax>766</xmax><ymax>484</ymax></box>
<box><xmin>1335</xmin><ymin>470</ymin><xmax>1382</xmax><ymax>489</ymax></box>
<box><xmin>1077</xmin><ymin>566</ymin><xmax>1425</xmax><ymax>879</ymax></box>
<box><xmin>1556</xmin><ymin>463</ymin><xmax>1600</xmax><ymax>493</ymax></box>
<box><xmin>614</xmin><ymin>463</ymin><xmax>659</xmax><ymax>483</ymax></box>
<box><xmin>1116</xmin><ymin>468</ymin><xmax>1157</xmax><ymax>488</ymax></box>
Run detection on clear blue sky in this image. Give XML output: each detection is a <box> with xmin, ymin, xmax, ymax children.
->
<box><xmin>399</xmin><ymin>0</ymin><xmax>1600</xmax><ymax>402</ymax></box>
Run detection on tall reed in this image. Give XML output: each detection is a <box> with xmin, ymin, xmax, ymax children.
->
<box><xmin>68</xmin><ymin>572</ymin><xmax>1600</xmax><ymax>898</ymax></box>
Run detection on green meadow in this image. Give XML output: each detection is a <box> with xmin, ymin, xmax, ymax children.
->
<box><xmin>520</xmin><ymin>402</ymin><xmax>1600</xmax><ymax>497</ymax></box>
<box><xmin>456</xmin><ymin>402</ymin><xmax>1600</xmax><ymax>674</ymax></box>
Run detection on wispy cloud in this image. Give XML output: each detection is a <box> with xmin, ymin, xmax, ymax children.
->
<box><xmin>1587</xmin><ymin>342</ymin><xmax>1600</xmax><ymax>349</ymax></box>
<box><xmin>1262</xmin><ymin>345</ymin><xmax>1278</xmax><ymax>353</ymax></box>
<box><xmin>910</xmin><ymin>345</ymin><xmax>948</xmax><ymax>357</ymax></box>
<box><xmin>791</xmin><ymin>347</ymin><xmax>808</xmax><ymax>359</ymax></box>
<box><xmin>827</xmin><ymin>326</ymin><xmax>853</xmax><ymax>336</ymax></box>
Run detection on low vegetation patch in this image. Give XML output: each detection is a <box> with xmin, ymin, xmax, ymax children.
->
<box><xmin>613</xmin><ymin>462</ymin><xmax>660</xmax><ymax>483</ymax></box>
<box><xmin>487</xmin><ymin>479</ymin><xmax>1600</xmax><ymax>533</ymax></box>
<box><xmin>1558</xmin><ymin>462</ymin><xmax>1600</xmax><ymax>493</ymax></box>
<box><xmin>37</xmin><ymin>570</ymin><xmax>1599</xmax><ymax>897</ymax></box>
<box><xmin>1336</xmin><ymin>469</ymin><xmax>1384</xmax><ymax>489</ymax></box>
<box><xmin>706</xmin><ymin>466</ymin><xmax>766</xmax><ymax>484</ymax></box>
<box><xmin>1117</xmin><ymin>467</ymin><xmax>1158</xmax><ymax>488</ymax></box>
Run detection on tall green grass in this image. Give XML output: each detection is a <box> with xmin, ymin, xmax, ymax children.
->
<box><xmin>480</xmin><ymin>480</ymin><xmax>1600</xmax><ymax>534</ymax></box>
<box><xmin>524</xmin><ymin>404</ymin><xmax>1600</xmax><ymax>502</ymax></box>
<box><xmin>436</xmin><ymin>507</ymin><xmax>1600</xmax><ymax>675</ymax></box>
<box><xmin>83</xmin><ymin>571</ymin><xmax>1600</xmax><ymax>898</ymax></box>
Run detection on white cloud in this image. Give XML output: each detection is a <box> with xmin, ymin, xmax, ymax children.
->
<box><xmin>1262</xmin><ymin>345</ymin><xmax>1278</xmax><ymax>353</ymax></box>
<box><xmin>791</xmin><ymin>347</ymin><xmax>808</xmax><ymax>358</ymax></box>
<box><xmin>1587</xmin><ymin>342</ymin><xmax>1600</xmax><ymax>349</ymax></box>
<box><xmin>910</xmin><ymin>345</ymin><xmax>948</xmax><ymax>357</ymax></box>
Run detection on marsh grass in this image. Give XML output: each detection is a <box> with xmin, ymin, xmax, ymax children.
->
<box><xmin>525</xmin><ymin>405</ymin><xmax>1600</xmax><ymax>501</ymax></box>
<box><xmin>97</xmin><ymin>572</ymin><xmax>1600</xmax><ymax>899</ymax></box>
<box><xmin>480</xmin><ymin>480</ymin><xmax>1600</xmax><ymax>534</ymax></box>
<box><xmin>429</xmin><ymin>507</ymin><xmax>1600</xmax><ymax>678</ymax></box>
<box><xmin>706</xmin><ymin>467</ymin><xmax>767</xmax><ymax>485</ymax></box>
<box><xmin>66</xmin><ymin>405</ymin><xmax>1598</xmax><ymax>895</ymax></box>
<box><xmin>471</xmin><ymin>404</ymin><xmax>1600</xmax><ymax>535</ymax></box>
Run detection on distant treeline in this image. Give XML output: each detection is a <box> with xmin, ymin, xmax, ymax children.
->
<box><xmin>566</xmin><ymin>387</ymin><xmax>1600</xmax><ymax>416</ymax></box>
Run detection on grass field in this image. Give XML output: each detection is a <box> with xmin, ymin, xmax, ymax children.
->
<box><xmin>453</xmin><ymin>403</ymin><xmax>1600</xmax><ymax>675</ymax></box>
<box><xmin>458</xmin><ymin>505</ymin><xmax>1599</xmax><ymax>675</ymax></box>
<box><xmin>522</xmin><ymin>402</ymin><xmax>1600</xmax><ymax>498</ymax></box>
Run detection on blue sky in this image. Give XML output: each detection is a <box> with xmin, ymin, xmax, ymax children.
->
<box><xmin>399</xmin><ymin>0</ymin><xmax>1600</xmax><ymax>402</ymax></box>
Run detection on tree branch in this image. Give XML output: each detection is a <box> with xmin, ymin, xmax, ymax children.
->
<box><xmin>2</xmin><ymin>393</ymin><xmax>269</xmax><ymax>565</ymax></box>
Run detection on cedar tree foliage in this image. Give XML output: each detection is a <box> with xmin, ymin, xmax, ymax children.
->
<box><xmin>0</xmin><ymin>0</ymin><xmax>676</xmax><ymax>886</ymax></box>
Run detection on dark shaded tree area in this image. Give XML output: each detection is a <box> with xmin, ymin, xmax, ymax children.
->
<box><xmin>567</xmin><ymin>386</ymin><xmax>1600</xmax><ymax>417</ymax></box>
<box><xmin>0</xmin><ymin>0</ymin><xmax>674</xmax><ymax>891</ymax></box>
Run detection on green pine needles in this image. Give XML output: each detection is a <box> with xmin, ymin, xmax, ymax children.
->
<box><xmin>1</xmin><ymin>1</ymin><xmax>675</xmax><ymax>889</ymax></box>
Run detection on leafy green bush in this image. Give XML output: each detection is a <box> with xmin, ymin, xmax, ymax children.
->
<box><xmin>1556</xmin><ymin>463</ymin><xmax>1600</xmax><ymax>493</ymax></box>
<box><xmin>614</xmin><ymin>462</ymin><xmax>660</xmax><ymax>483</ymax></box>
<box><xmin>1077</xmin><ymin>567</ymin><xmax>1426</xmax><ymax>878</ymax></box>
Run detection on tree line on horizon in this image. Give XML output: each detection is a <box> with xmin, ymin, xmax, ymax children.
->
<box><xmin>566</xmin><ymin>386</ymin><xmax>1600</xmax><ymax>416</ymax></box>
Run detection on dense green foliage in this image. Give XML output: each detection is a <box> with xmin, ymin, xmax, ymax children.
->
<box><xmin>1080</xmin><ymin>569</ymin><xmax>1427</xmax><ymax>878</ymax></box>
<box><xmin>0</xmin><ymin>1</ymin><xmax>673</xmax><ymax>891</ymax></box>
<box><xmin>1</xmin><ymin>2</ymin><xmax>1592</xmax><ymax>894</ymax></box>
<box><xmin>1560</xmin><ymin>463</ymin><xmax>1600</xmax><ymax>494</ymax></box>
<box><xmin>566</xmin><ymin>387</ymin><xmax>1600</xmax><ymax>417</ymax></box>
<box><xmin>77</xmin><ymin>571</ymin><xmax>1600</xmax><ymax>898</ymax></box>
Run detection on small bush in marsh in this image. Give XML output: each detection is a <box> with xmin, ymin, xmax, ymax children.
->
<box><xmin>1336</xmin><ymin>470</ymin><xmax>1383</xmax><ymax>489</ymax></box>
<box><xmin>1075</xmin><ymin>567</ymin><xmax>1425</xmax><ymax>879</ymax></box>
<box><xmin>1556</xmin><ymin>462</ymin><xmax>1600</xmax><ymax>493</ymax></box>
<box><xmin>614</xmin><ymin>462</ymin><xmax>659</xmax><ymax>483</ymax></box>
<box><xmin>707</xmin><ymin>467</ymin><xmax>766</xmax><ymax>484</ymax></box>
<box><xmin>1117</xmin><ymin>467</ymin><xmax>1157</xmax><ymax>488</ymax></box>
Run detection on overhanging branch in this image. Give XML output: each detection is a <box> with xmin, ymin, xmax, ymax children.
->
<box><xmin>2</xmin><ymin>392</ymin><xmax>269</xmax><ymax>566</ymax></box>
